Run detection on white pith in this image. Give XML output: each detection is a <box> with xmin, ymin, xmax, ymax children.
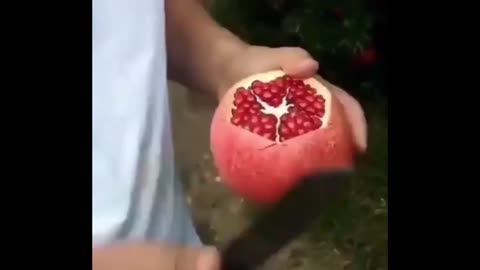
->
<box><xmin>228</xmin><ymin>70</ymin><xmax>332</xmax><ymax>142</ymax></box>
<box><xmin>254</xmin><ymin>93</ymin><xmax>292</xmax><ymax>142</ymax></box>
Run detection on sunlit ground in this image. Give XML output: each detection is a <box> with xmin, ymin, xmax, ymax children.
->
<box><xmin>169</xmin><ymin>82</ymin><xmax>387</xmax><ymax>270</ymax></box>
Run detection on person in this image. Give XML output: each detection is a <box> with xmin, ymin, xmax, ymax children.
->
<box><xmin>92</xmin><ymin>0</ymin><xmax>368</xmax><ymax>269</ymax></box>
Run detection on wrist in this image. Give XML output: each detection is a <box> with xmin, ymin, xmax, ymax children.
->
<box><xmin>209</xmin><ymin>30</ymin><xmax>248</xmax><ymax>100</ymax></box>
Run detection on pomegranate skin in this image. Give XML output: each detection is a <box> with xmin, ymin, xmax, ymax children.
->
<box><xmin>210</xmin><ymin>70</ymin><xmax>355</xmax><ymax>205</ymax></box>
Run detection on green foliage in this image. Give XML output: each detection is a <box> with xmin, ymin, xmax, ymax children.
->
<box><xmin>304</xmin><ymin>103</ymin><xmax>388</xmax><ymax>270</ymax></box>
<box><xmin>210</xmin><ymin>0</ymin><xmax>383</xmax><ymax>99</ymax></box>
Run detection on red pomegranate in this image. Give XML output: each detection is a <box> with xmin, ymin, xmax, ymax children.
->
<box><xmin>210</xmin><ymin>70</ymin><xmax>355</xmax><ymax>205</ymax></box>
<box><xmin>353</xmin><ymin>48</ymin><xmax>377</xmax><ymax>68</ymax></box>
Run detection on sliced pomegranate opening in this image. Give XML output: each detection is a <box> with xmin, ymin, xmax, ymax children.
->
<box><xmin>230</xmin><ymin>74</ymin><xmax>329</xmax><ymax>142</ymax></box>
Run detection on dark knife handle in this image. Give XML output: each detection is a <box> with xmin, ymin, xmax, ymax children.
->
<box><xmin>220</xmin><ymin>170</ymin><xmax>352</xmax><ymax>270</ymax></box>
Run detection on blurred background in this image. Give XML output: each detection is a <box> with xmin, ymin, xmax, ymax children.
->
<box><xmin>169</xmin><ymin>0</ymin><xmax>388</xmax><ymax>269</ymax></box>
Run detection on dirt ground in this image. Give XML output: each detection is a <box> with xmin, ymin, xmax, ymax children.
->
<box><xmin>169</xmin><ymin>82</ymin><xmax>356</xmax><ymax>270</ymax></box>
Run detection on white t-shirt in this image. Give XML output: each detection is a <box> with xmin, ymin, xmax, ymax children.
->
<box><xmin>92</xmin><ymin>0</ymin><xmax>201</xmax><ymax>247</ymax></box>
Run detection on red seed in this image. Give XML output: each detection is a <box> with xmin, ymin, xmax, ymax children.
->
<box><xmin>312</xmin><ymin>117</ymin><xmax>322</xmax><ymax>128</ymax></box>
<box><xmin>287</xmin><ymin>121</ymin><xmax>295</xmax><ymax>130</ymax></box>
<box><xmin>296</xmin><ymin>117</ymin><xmax>303</xmax><ymax>125</ymax></box>
<box><xmin>262</xmin><ymin>92</ymin><xmax>272</xmax><ymax>99</ymax></box>
<box><xmin>271</xmin><ymin>98</ymin><xmax>281</xmax><ymax>106</ymax></box>
<box><xmin>303</xmin><ymin>121</ymin><xmax>312</xmax><ymax>129</ymax></box>
<box><xmin>231</xmin><ymin>117</ymin><xmax>241</xmax><ymax>125</ymax></box>
<box><xmin>234</xmin><ymin>97</ymin><xmax>244</xmax><ymax>106</ymax></box>
<box><xmin>313</xmin><ymin>102</ymin><xmax>323</xmax><ymax>109</ymax></box>
<box><xmin>251</xmin><ymin>80</ymin><xmax>262</xmax><ymax>87</ymax></box>
<box><xmin>252</xmin><ymin>104</ymin><xmax>262</xmax><ymax>110</ymax></box>
<box><xmin>292</xmin><ymin>80</ymin><xmax>303</xmax><ymax>86</ymax></box>
<box><xmin>274</xmin><ymin>80</ymin><xmax>284</xmax><ymax>88</ymax></box>
<box><xmin>306</xmin><ymin>107</ymin><xmax>315</xmax><ymax>114</ymax></box>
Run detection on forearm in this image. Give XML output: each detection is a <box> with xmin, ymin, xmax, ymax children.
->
<box><xmin>93</xmin><ymin>242</ymin><xmax>218</xmax><ymax>270</ymax></box>
<box><xmin>165</xmin><ymin>0</ymin><xmax>247</xmax><ymax>98</ymax></box>
<box><xmin>93</xmin><ymin>243</ymin><xmax>175</xmax><ymax>270</ymax></box>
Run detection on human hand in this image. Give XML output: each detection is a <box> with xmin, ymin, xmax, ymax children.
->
<box><xmin>93</xmin><ymin>243</ymin><xmax>220</xmax><ymax>270</ymax></box>
<box><xmin>218</xmin><ymin>45</ymin><xmax>368</xmax><ymax>152</ymax></box>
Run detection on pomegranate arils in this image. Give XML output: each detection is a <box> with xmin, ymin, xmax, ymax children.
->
<box><xmin>248</xmin><ymin>80</ymin><xmax>287</xmax><ymax>108</ymax></box>
<box><xmin>251</xmin><ymin>80</ymin><xmax>262</xmax><ymax>87</ymax></box>
<box><xmin>282</xmin><ymin>75</ymin><xmax>292</xmax><ymax>82</ymax></box>
<box><xmin>230</xmin><ymin>75</ymin><xmax>328</xmax><ymax>142</ymax></box>
<box><xmin>231</xmin><ymin>85</ymin><xmax>279</xmax><ymax>141</ymax></box>
<box><xmin>291</xmin><ymin>79</ymin><xmax>304</xmax><ymax>87</ymax></box>
<box><xmin>312</xmin><ymin>117</ymin><xmax>322</xmax><ymax>129</ymax></box>
<box><xmin>274</xmin><ymin>79</ymin><xmax>285</xmax><ymax>88</ymax></box>
<box><xmin>286</xmin><ymin>82</ymin><xmax>326</xmax><ymax>118</ymax></box>
<box><xmin>264</xmin><ymin>124</ymin><xmax>274</xmax><ymax>130</ymax></box>
<box><xmin>270</xmin><ymin>85</ymin><xmax>280</xmax><ymax>93</ymax></box>
<box><xmin>231</xmin><ymin>116</ymin><xmax>242</xmax><ymax>125</ymax></box>
<box><xmin>271</xmin><ymin>98</ymin><xmax>281</xmax><ymax>107</ymax></box>
<box><xmin>279</xmin><ymin>109</ymin><xmax>323</xmax><ymax>141</ymax></box>
<box><xmin>313</xmin><ymin>102</ymin><xmax>323</xmax><ymax>109</ymax></box>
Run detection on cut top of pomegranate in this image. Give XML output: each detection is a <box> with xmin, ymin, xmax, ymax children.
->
<box><xmin>227</xmin><ymin>70</ymin><xmax>332</xmax><ymax>142</ymax></box>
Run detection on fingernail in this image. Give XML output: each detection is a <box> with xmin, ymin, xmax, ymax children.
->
<box><xmin>360</xmin><ymin>133</ymin><xmax>368</xmax><ymax>152</ymax></box>
<box><xmin>298</xmin><ymin>59</ymin><xmax>319</xmax><ymax>76</ymax></box>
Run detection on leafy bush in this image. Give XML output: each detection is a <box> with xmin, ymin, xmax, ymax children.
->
<box><xmin>210</xmin><ymin>0</ymin><xmax>387</xmax><ymax>102</ymax></box>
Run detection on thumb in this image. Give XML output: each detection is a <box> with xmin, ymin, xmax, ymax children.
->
<box><xmin>269</xmin><ymin>47</ymin><xmax>319</xmax><ymax>78</ymax></box>
<box><xmin>175</xmin><ymin>246</ymin><xmax>221</xmax><ymax>270</ymax></box>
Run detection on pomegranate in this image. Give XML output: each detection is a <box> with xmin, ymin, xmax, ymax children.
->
<box><xmin>210</xmin><ymin>70</ymin><xmax>355</xmax><ymax>205</ymax></box>
<box><xmin>353</xmin><ymin>48</ymin><xmax>377</xmax><ymax>68</ymax></box>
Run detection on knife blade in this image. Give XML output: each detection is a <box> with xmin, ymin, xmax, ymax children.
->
<box><xmin>220</xmin><ymin>169</ymin><xmax>353</xmax><ymax>270</ymax></box>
